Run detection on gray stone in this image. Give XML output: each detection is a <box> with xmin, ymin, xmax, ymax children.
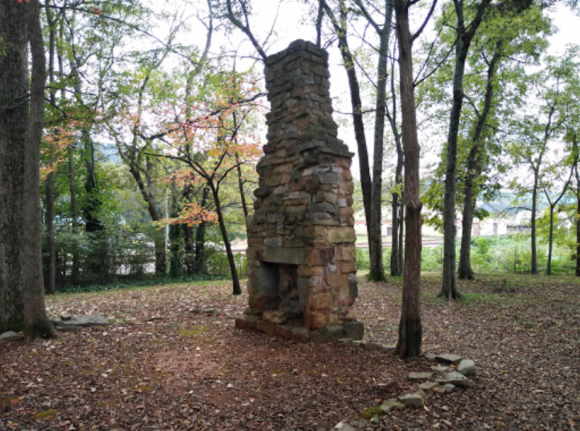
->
<box><xmin>0</xmin><ymin>331</ymin><xmax>22</xmax><ymax>341</ymax></box>
<box><xmin>457</xmin><ymin>359</ymin><xmax>476</xmax><ymax>377</ymax></box>
<box><xmin>436</xmin><ymin>371</ymin><xmax>471</xmax><ymax>388</ymax></box>
<box><xmin>435</xmin><ymin>353</ymin><xmax>463</xmax><ymax>364</ymax></box>
<box><xmin>343</xmin><ymin>320</ymin><xmax>364</xmax><ymax>340</ymax></box>
<box><xmin>398</xmin><ymin>392</ymin><xmax>425</xmax><ymax>408</ymax></box>
<box><xmin>262</xmin><ymin>246</ymin><xmax>305</xmax><ymax>265</ymax></box>
<box><xmin>408</xmin><ymin>372</ymin><xmax>433</xmax><ymax>381</ymax></box>
<box><xmin>380</xmin><ymin>399</ymin><xmax>405</xmax><ymax>412</ymax></box>
<box><xmin>433</xmin><ymin>384</ymin><xmax>456</xmax><ymax>394</ymax></box>
<box><xmin>431</xmin><ymin>364</ymin><xmax>451</xmax><ymax>374</ymax></box>
<box><xmin>334</xmin><ymin>421</ymin><xmax>356</xmax><ymax>431</ymax></box>
<box><xmin>419</xmin><ymin>381</ymin><xmax>439</xmax><ymax>392</ymax></box>
<box><xmin>54</xmin><ymin>314</ymin><xmax>109</xmax><ymax>327</ymax></box>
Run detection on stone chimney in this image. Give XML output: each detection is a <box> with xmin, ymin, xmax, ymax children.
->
<box><xmin>236</xmin><ymin>40</ymin><xmax>363</xmax><ymax>341</ymax></box>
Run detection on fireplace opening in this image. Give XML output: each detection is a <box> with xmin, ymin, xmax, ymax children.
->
<box><xmin>260</xmin><ymin>262</ymin><xmax>303</xmax><ymax>324</ymax></box>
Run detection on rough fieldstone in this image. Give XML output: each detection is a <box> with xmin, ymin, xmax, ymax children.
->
<box><xmin>419</xmin><ymin>381</ymin><xmax>439</xmax><ymax>392</ymax></box>
<box><xmin>408</xmin><ymin>372</ymin><xmax>433</xmax><ymax>381</ymax></box>
<box><xmin>380</xmin><ymin>399</ymin><xmax>405</xmax><ymax>412</ymax></box>
<box><xmin>436</xmin><ymin>371</ymin><xmax>471</xmax><ymax>388</ymax></box>
<box><xmin>435</xmin><ymin>353</ymin><xmax>463</xmax><ymax>364</ymax></box>
<box><xmin>433</xmin><ymin>383</ymin><xmax>456</xmax><ymax>393</ymax></box>
<box><xmin>54</xmin><ymin>314</ymin><xmax>109</xmax><ymax>327</ymax></box>
<box><xmin>343</xmin><ymin>320</ymin><xmax>364</xmax><ymax>340</ymax></box>
<box><xmin>398</xmin><ymin>392</ymin><xmax>425</xmax><ymax>408</ymax></box>
<box><xmin>0</xmin><ymin>331</ymin><xmax>21</xmax><ymax>341</ymax></box>
<box><xmin>431</xmin><ymin>364</ymin><xmax>451</xmax><ymax>374</ymax></box>
<box><xmin>334</xmin><ymin>421</ymin><xmax>356</xmax><ymax>431</ymax></box>
<box><xmin>457</xmin><ymin>359</ymin><xmax>476</xmax><ymax>377</ymax></box>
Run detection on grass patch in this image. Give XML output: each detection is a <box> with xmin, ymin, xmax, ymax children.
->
<box><xmin>50</xmin><ymin>275</ymin><xmax>233</xmax><ymax>299</ymax></box>
<box><xmin>177</xmin><ymin>325</ymin><xmax>209</xmax><ymax>337</ymax></box>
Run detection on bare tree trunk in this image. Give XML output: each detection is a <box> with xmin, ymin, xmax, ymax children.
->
<box><xmin>458</xmin><ymin>192</ymin><xmax>476</xmax><ymax>280</ymax></box>
<box><xmin>576</xmin><ymin>163</ymin><xmax>580</xmax><ymax>277</ymax></box>
<box><xmin>209</xmin><ymin>185</ymin><xmax>241</xmax><ymax>295</ymax></box>
<box><xmin>394</xmin><ymin>0</ymin><xmax>422</xmax><ymax>359</ymax></box>
<box><xmin>25</xmin><ymin>0</ymin><xmax>56</xmax><ymax>338</ymax></box>
<box><xmin>44</xmin><ymin>175</ymin><xmax>57</xmax><ymax>294</ymax></box>
<box><xmin>193</xmin><ymin>188</ymin><xmax>210</xmax><ymax>274</ymax></box>
<box><xmin>44</xmin><ymin>1</ymin><xmax>58</xmax><ymax>294</ymax></box>
<box><xmin>391</xmin><ymin>133</ymin><xmax>404</xmax><ymax>276</ymax></box>
<box><xmin>458</xmin><ymin>47</ymin><xmax>501</xmax><ymax>280</ymax></box>
<box><xmin>440</xmin><ymin>0</ymin><xmax>491</xmax><ymax>299</ymax></box>
<box><xmin>169</xmin><ymin>185</ymin><xmax>182</xmax><ymax>277</ymax></box>
<box><xmin>321</xmin><ymin>0</ymin><xmax>373</xmax><ymax>261</ymax></box>
<box><xmin>530</xmin><ymin>172</ymin><xmax>539</xmax><ymax>274</ymax></box>
<box><xmin>546</xmin><ymin>207</ymin><xmax>555</xmax><ymax>275</ymax></box>
<box><xmin>367</xmin><ymin>0</ymin><xmax>393</xmax><ymax>282</ymax></box>
<box><xmin>68</xmin><ymin>147</ymin><xmax>81</xmax><ymax>284</ymax></box>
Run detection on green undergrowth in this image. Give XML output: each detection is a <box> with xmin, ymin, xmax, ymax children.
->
<box><xmin>51</xmin><ymin>274</ymin><xmax>232</xmax><ymax>297</ymax></box>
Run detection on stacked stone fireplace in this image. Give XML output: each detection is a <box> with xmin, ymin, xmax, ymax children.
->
<box><xmin>236</xmin><ymin>40</ymin><xmax>363</xmax><ymax>340</ymax></box>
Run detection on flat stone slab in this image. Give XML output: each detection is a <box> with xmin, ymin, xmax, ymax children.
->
<box><xmin>408</xmin><ymin>372</ymin><xmax>433</xmax><ymax>381</ymax></box>
<box><xmin>419</xmin><ymin>381</ymin><xmax>439</xmax><ymax>392</ymax></box>
<box><xmin>433</xmin><ymin>383</ymin><xmax>456</xmax><ymax>393</ymax></box>
<box><xmin>398</xmin><ymin>392</ymin><xmax>425</xmax><ymax>408</ymax></box>
<box><xmin>436</xmin><ymin>371</ymin><xmax>471</xmax><ymax>388</ymax></box>
<box><xmin>53</xmin><ymin>314</ymin><xmax>109</xmax><ymax>327</ymax></box>
<box><xmin>457</xmin><ymin>359</ymin><xmax>476</xmax><ymax>376</ymax></box>
<box><xmin>0</xmin><ymin>331</ymin><xmax>23</xmax><ymax>341</ymax></box>
<box><xmin>380</xmin><ymin>399</ymin><xmax>405</xmax><ymax>412</ymax></box>
<box><xmin>431</xmin><ymin>364</ymin><xmax>451</xmax><ymax>373</ymax></box>
<box><xmin>334</xmin><ymin>421</ymin><xmax>357</xmax><ymax>431</ymax></box>
<box><xmin>435</xmin><ymin>353</ymin><xmax>463</xmax><ymax>364</ymax></box>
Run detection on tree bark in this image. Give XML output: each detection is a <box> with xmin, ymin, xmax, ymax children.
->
<box><xmin>458</xmin><ymin>46</ymin><xmax>502</xmax><ymax>280</ymax></box>
<box><xmin>530</xmin><ymin>168</ymin><xmax>539</xmax><ymax>274</ymax></box>
<box><xmin>68</xmin><ymin>146</ymin><xmax>81</xmax><ymax>284</ymax></box>
<box><xmin>321</xmin><ymin>0</ymin><xmax>373</xmax><ymax>261</ymax></box>
<box><xmin>209</xmin><ymin>185</ymin><xmax>241</xmax><ymax>295</ymax></box>
<box><xmin>0</xmin><ymin>0</ymin><xmax>55</xmax><ymax>337</ymax></box>
<box><xmin>193</xmin><ymin>188</ymin><xmax>210</xmax><ymax>274</ymax></box>
<box><xmin>576</xmin><ymin>164</ymin><xmax>580</xmax><ymax>277</ymax></box>
<box><xmin>367</xmin><ymin>0</ymin><xmax>393</xmax><ymax>282</ymax></box>
<box><xmin>394</xmin><ymin>0</ymin><xmax>422</xmax><ymax>359</ymax></box>
<box><xmin>440</xmin><ymin>0</ymin><xmax>491</xmax><ymax>299</ymax></box>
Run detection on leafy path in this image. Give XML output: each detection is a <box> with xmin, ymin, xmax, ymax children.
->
<box><xmin>1</xmin><ymin>274</ymin><xmax>578</xmax><ymax>430</ymax></box>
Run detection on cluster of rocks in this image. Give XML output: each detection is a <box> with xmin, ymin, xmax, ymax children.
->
<box><xmin>334</xmin><ymin>351</ymin><xmax>477</xmax><ymax>430</ymax></box>
<box><xmin>0</xmin><ymin>314</ymin><xmax>109</xmax><ymax>341</ymax></box>
<box><xmin>240</xmin><ymin>40</ymin><xmax>362</xmax><ymax>338</ymax></box>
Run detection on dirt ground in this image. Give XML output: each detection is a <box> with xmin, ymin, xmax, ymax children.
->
<box><xmin>1</xmin><ymin>273</ymin><xmax>578</xmax><ymax>430</ymax></box>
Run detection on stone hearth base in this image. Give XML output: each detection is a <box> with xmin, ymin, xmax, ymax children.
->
<box><xmin>235</xmin><ymin>316</ymin><xmax>364</xmax><ymax>342</ymax></box>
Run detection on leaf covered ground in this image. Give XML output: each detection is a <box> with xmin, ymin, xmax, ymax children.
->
<box><xmin>1</xmin><ymin>274</ymin><xmax>579</xmax><ymax>430</ymax></box>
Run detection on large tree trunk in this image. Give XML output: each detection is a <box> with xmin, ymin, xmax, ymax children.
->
<box><xmin>394</xmin><ymin>0</ymin><xmax>422</xmax><ymax>359</ymax></box>
<box><xmin>0</xmin><ymin>0</ymin><xmax>55</xmax><ymax>337</ymax></box>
